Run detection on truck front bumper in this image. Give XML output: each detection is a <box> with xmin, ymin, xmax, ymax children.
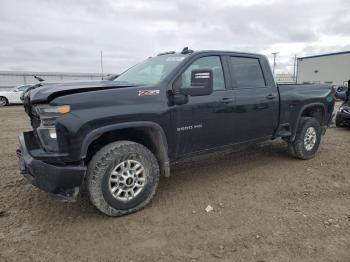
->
<box><xmin>17</xmin><ymin>132</ymin><xmax>86</xmax><ymax>201</ymax></box>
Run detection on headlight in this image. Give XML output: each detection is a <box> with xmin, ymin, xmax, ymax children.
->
<box><xmin>33</xmin><ymin>104</ymin><xmax>70</xmax><ymax>152</ymax></box>
<box><xmin>35</xmin><ymin>104</ymin><xmax>70</xmax><ymax>117</ymax></box>
<box><xmin>34</xmin><ymin>104</ymin><xmax>70</xmax><ymax>126</ymax></box>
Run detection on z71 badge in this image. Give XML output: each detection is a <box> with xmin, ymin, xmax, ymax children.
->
<box><xmin>138</xmin><ymin>90</ymin><xmax>160</xmax><ymax>96</ymax></box>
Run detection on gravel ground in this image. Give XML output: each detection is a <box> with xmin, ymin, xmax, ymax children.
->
<box><xmin>0</xmin><ymin>104</ymin><xmax>350</xmax><ymax>262</ymax></box>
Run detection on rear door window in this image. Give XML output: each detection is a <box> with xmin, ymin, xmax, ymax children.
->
<box><xmin>230</xmin><ymin>57</ymin><xmax>266</xmax><ymax>88</ymax></box>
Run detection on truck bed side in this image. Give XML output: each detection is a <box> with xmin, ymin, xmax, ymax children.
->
<box><xmin>277</xmin><ymin>84</ymin><xmax>335</xmax><ymax>138</ymax></box>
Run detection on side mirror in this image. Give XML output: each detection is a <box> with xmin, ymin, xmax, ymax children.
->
<box><xmin>181</xmin><ymin>69</ymin><xmax>213</xmax><ymax>96</ymax></box>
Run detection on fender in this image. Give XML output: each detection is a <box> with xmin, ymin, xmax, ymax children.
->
<box><xmin>80</xmin><ymin>121</ymin><xmax>170</xmax><ymax>176</ymax></box>
<box><xmin>292</xmin><ymin>102</ymin><xmax>326</xmax><ymax>140</ymax></box>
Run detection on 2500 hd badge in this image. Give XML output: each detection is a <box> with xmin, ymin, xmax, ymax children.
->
<box><xmin>177</xmin><ymin>124</ymin><xmax>203</xmax><ymax>132</ymax></box>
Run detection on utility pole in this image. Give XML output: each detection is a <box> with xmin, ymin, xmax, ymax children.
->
<box><xmin>271</xmin><ymin>52</ymin><xmax>279</xmax><ymax>76</ymax></box>
<box><xmin>100</xmin><ymin>50</ymin><xmax>104</xmax><ymax>80</ymax></box>
<box><xmin>293</xmin><ymin>54</ymin><xmax>297</xmax><ymax>83</ymax></box>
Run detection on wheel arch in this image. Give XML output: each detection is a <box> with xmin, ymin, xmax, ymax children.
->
<box><xmin>292</xmin><ymin>103</ymin><xmax>326</xmax><ymax>139</ymax></box>
<box><xmin>81</xmin><ymin>121</ymin><xmax>170</xmax><ymax>177</ymax></box>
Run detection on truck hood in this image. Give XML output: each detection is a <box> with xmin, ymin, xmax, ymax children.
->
<box><xmin>23</xmin><ymin>80</ymin><xmax>138</xmax><ymax>104</ymax></box>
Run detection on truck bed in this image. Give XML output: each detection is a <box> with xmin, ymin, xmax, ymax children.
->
<box><xmin>277</xmin><ymin>83</ymin><xmax>334</xmax><ymax>136</ymax></box>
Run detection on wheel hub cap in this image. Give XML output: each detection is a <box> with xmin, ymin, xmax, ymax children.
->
<box><xmin>304</xmin><ymin>127</ymin><xmax>317</xmax><ymax>151</ymax></box>
<box><xmin>108</xmin><ymin>160</ymin><xmax>146</xmax><ymax>202</ymax></box>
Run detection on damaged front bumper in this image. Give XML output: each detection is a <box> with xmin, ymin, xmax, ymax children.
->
<box><xmin>17</xmin><ymin>131</ymin><xmax>86</xmax><ymax>201</ymax></box>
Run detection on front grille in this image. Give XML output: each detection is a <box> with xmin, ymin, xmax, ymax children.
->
<box><xmin>27</xmin><ymin>107</ymin><xmax>40</xmax><ymax>130</ymax></box>
<box><xmin>31</xmin><ymin>116</ymin><xmax>41</xmax><ymax>130</ymax></box>
<box><xmin>24</xmin><ymin>104</ymin><xmax>41</xmax><ymax>138</ymax></box>
<box><xmin>22</xmin><ymin>89</ymin><xmax>43</xmax><ymax>144</ymax></box>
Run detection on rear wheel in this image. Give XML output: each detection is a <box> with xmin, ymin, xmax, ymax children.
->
<box><xmin>86</xmin><ymin>141</ymin><xmax>160</xmax><ymax>216</ymax></box>
<box><xmin>288</xmin><ymin>117</ymin><xmax>322</xmax><ymax>160</ymax></box>
<box><xmin>0</xmin><ymin>97</ymin><xmax>8</xmax><ymax>107</ymax></box>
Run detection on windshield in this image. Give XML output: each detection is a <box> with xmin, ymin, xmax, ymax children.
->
<box><xmin>14</xmin><ymin>85</ymin><xmax>31</xmax><ymax>92</ymax></box>
<box><xmin>115</xmin><ymin>54</ymin><xmax>186</xmax><ymax>85</ymax></box>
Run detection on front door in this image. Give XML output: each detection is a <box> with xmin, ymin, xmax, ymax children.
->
<box><xmin>172</xmin><ymin>55</ymin><xmax>236</xmax><ymax>156</ymax></box>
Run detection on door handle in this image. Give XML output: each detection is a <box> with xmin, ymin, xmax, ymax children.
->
<box><xmin>266</xmin><ymin>94</ymin><xmax>276</xmax><ymax>100</ymax></box>
<box><xmin>220</xmin><ymin>98</ymin><xmax>233</xmax><ymax>104</ymax></box>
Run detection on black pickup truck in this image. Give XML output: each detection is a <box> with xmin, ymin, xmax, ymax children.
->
<box><xmin>17</xmin><ymin>48</ymin><xmax>335</xmax><ymax>216</ymax></box>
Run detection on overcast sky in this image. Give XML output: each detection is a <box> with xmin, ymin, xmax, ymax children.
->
<box><xmin>0</xmin><ymin>0</ymin><xmax>349</xmax><ymax>74</ymax></box>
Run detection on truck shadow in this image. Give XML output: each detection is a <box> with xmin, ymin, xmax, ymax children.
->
<box><xmin>155</xmin><ymin>139</ymin><xmax>293</xmax><ymax>199</ymax></box>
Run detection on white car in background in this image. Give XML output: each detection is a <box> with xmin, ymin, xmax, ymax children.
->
<box><xmin>0</xmin><ymin>85</ymin><xmax>32</xmax><ymax>106</ymax></box>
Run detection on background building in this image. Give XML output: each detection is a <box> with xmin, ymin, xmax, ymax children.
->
<box><xmin>275</xmin><ymin>73</ymin><xmax>295</xmax><ymax>84</ymax></box>
<box><xmin>297</xmin><ymin>51</ymin><xmax>350</xmax><ymax>86</ymax></box>
<box><xmin>0</xmin><ymin>71</ymin><xmax>104</xmax><ymax>91</ymax></box>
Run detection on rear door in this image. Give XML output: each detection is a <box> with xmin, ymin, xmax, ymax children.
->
<box><xmin>228</xmin><ymin>56</ymin><xmax>279</xmax><ymax>142</ymax></box>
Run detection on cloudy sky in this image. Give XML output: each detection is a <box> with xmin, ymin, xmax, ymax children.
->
<box><xmin>0</xmin><ymin>0</ymin><xmax>349</xmax><ymax>74</ymax></box>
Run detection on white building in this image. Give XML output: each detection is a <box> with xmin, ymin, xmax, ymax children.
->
<box><xmin>0</xmin><ymin>71</ymin><xmax>105</xmax><ymax>91</ymax></box>
<box><xmin>297</xmin><ymin>51</ymin><xmax>350</xmax><ymax>86</ymax></box>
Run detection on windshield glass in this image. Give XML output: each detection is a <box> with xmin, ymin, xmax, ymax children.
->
<box><xmin>13</xmin><ymin>85</ymin><xmax>30</xmax><ymax>92</ymax></box>
<box><xmin>115</xmin><ymin>54</ymin><xmax>186</xmax><ymax>85</ymax></box>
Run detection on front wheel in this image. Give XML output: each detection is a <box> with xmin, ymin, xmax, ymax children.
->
<box><xmin>288</xmin><ymin>117</ymin><xmax>322</xmax><ymax>160</ymax></box>
<box><xmin>86</xmin><ymin>141</ymin><xmax>160</xmax><ymax>216</ymax></box>
<box><xmin>0</xmin><ymin>97</ymin><xmax>8</xmax><ymax>107</ymax></box>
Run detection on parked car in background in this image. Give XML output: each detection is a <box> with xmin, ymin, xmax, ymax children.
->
<box><xmin>336</xmin><ymin>90</ymin><xmax>350</xmax><ymax>127</ymax></box>
<box><xmin>335</xmin><ymin>85</ymin><xmax>348</xmax><ymax>100</ymax></box>
<box><xmin>0</xmin><ymin>84</ymin><xmax>33</xmax><ymax>106</ymax></box>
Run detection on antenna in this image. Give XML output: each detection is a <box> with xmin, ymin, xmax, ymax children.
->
<box><xmin>181</xmin><ymin>47</ymin><xmax>194</xmax><ymax>54</ymax></box>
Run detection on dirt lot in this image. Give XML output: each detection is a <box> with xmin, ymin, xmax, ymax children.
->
<box><xmin>0</xmin><ymin>105</ymin><xmax>350</xmax><ymax>262</ymax></box>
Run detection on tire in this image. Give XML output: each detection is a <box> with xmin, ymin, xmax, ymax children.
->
<box><xmin>288</xmin><ymin>117</ymin><xmax>322</xmax><ymax>160</ymax></box>
<box><xmin>0</xmin><ymin>97</ymin><xmax>8</xmax><ymax>107</ymax></box>
<box><xmin>86</xmin><ymin>141</ymin><xmax>160</xmax><ymax>216</ymax></box>
<box><xmin>335</xmin><ymin>114</ymin><xmax>343</xmax><ymax>127</ymax></box>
